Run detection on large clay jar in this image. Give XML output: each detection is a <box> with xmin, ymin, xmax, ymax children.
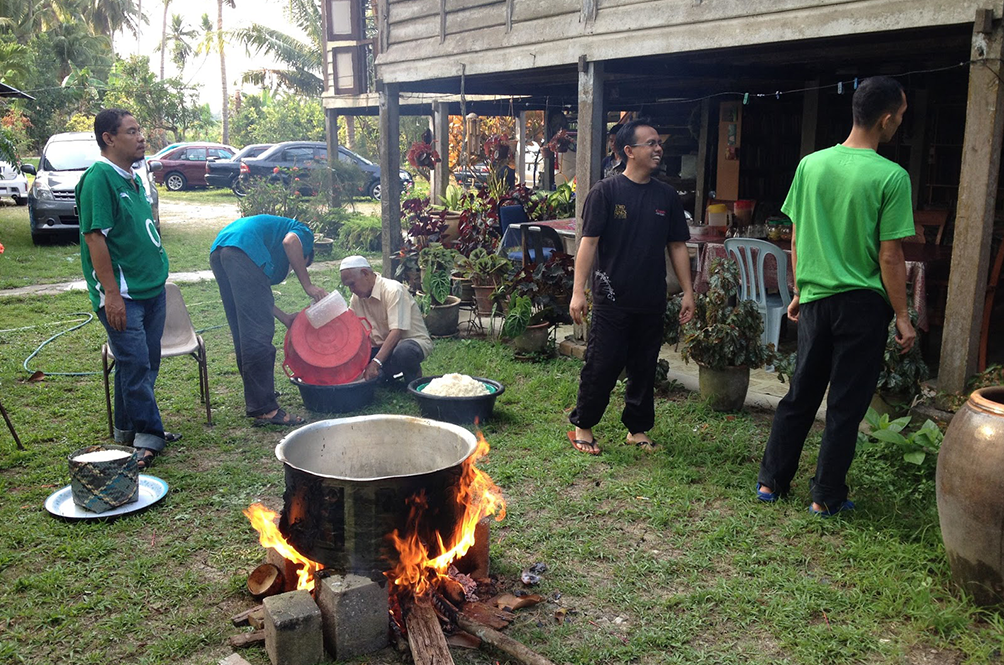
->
<box><xmin>936</xmin><ymin>386</ymin><xmax>1004</xmax><ymax>606</ymax></box>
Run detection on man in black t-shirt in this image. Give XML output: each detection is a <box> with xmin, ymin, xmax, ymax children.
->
<box><xmin>567</xmin><ymin>120</ymin><xmax>695</xmax><ymax>455</ymax></box>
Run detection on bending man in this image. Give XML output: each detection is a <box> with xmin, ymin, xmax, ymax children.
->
<box><xmin>210</xmin><ymin>214</ymin><xmax>326</xmax><ymax>426</ymax></box>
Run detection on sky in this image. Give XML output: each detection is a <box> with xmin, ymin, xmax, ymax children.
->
<box><xmin>117</xmin><ymin>0</ymin><xmax>310</xmax><ymax>116</ymax></box>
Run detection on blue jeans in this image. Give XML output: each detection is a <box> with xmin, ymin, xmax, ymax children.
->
<box><xmin>98</xmin><ymin>291</ymin><xmax>167</xmax><ymax>452</ymax></box>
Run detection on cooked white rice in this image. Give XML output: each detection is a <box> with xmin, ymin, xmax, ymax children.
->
<box><xmin>422</xmin><ymin>373</ymin><xmax>489</xmax><ymax>397</ymax></box>
<box><xmin>73</xmin><ymin>449</ymin><xmax>133</xmax><ymax>463</ymax></box>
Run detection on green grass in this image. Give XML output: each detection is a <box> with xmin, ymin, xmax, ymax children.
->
<box><xmin>1</xmin><ymin>219</ymin><xmax>1002</xmax><ymax>664</ymax></box>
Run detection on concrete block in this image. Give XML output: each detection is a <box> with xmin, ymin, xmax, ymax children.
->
<box><xmin>315</xmin><ymin>573</ymin><xmax>389</xmax><ymax>660</ymax></box>
<box><xmin>219</xmin><ymin>655</ymin><xmax>253</xmax><ymax>665</ymax></box>
<box><xmin>558</xmin><ymin>337</ymin><xmax>586</xmax><ymax>359</ymax></box>
<box><xmin>263</xmin><ymin>590</ymin><xmax>324</xmax><ymax>665</ymax></box>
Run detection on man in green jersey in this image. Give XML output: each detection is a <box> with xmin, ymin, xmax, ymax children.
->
<box><xmin>76</xmin><ymin>109</ymin><xmax>177</xmax><ymax>470</ymax></box>
<box><xmin>756</xmin><ymin>77</ymin><xmax>916</xmax><ymax>516</ymax></box>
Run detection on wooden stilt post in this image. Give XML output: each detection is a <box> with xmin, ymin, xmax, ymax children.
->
<box><xmin>939</xmin><ymin>10</ymin><xmax>1004</xmax><ymax>392</ymax></box>
<box><xmin>574</xmin><ymin>55</ymin><xmax>604</xmax><ymax>244</ymax></box>
<box><xmin>432</xmin><ymin>101</ymin><xmax>450</xmax><ymax>204</ymax></box>
<box><xmin>379</xmin><ymin>80</ymin><xmax>402</xmax><ymax>273</ymax></box>
<box><xmin>325</xmin><ymin>109</ymin><xmax>340</xmax><ymax>208</ymax></box>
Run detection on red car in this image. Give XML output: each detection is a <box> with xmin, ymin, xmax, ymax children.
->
<box><xmin>153</xmin><ymin>142</ymin><xmax>236</xmax><ymax>191</ymax></box>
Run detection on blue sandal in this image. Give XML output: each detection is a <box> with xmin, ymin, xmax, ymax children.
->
<box><xmin>809</xmin><ymin>500</ymin><xmax>855</xmax><ymax>517</ymax></box>
<box><xmin>756</xmin><ymin>483</ymin><xmax>780</xmax><ymax>503</ymax></box>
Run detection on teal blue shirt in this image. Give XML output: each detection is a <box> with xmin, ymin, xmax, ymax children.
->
<box><xmin>211</xmin><ymin>215</ymin><xmax>314</xmax><ymax>284</ymax></box>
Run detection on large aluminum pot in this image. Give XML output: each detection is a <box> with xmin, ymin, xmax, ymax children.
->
<box><xmin>275</xmin><ymin>415</ymin><xmax>477</xmax><ymax>579</ymax></box>
<box><xmin>937</xmin><ymin>387</ymin><xmax>1004</xmax><ymax>606</ymax></box>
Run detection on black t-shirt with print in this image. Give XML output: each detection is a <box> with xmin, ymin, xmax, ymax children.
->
<box><xmin>581</xmin><ymin>174</ymin><xmax>689</xmax><ymax>312</ymax></box>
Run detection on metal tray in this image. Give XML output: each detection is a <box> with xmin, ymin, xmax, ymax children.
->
<box><xmin>44</xmin><ymin>474</ymin><xmax>169</xmax><ymax>520</ymax></box>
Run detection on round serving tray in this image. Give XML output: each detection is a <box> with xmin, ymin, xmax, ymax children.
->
<box><xmin>44</xmin><ymin>474</ymin><xmax>169</xmax><ymax>520</ymax></box>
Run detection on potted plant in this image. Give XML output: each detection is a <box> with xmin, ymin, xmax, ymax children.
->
<box><xmin>418</xmin><ymin>243</ymin><xmax>461</xmax><ymax>336</ymax></box>
<box><xmin>680</xmin><ymin>258</ymin><xmax>775</xmax><ymax>411</ymax></box>
<box><xmin>873</xmin><ymin>308</ymin><xmax>929</xmax><ymax>415</ymax></box>
<box><xmin>395</xmin><ymin>197</ymin><xmax>449</xmax><ymax>292</ymax></box>
<box><xmin>456</xmin><ymin>248</ymin><xmax>511</xmax><ymax>315</ymax></box>
<box><xmin>498</xmin><ymin>253</ymin><xmax>574</xmax><ymax>353</ymax></box>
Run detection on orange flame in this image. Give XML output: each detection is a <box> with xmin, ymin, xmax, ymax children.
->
<box><xmin>385</xmin><ymin>431</ymin><xmax>506</xmax><ymax>596</ymax></box>
<box><xmin>243</xmin><ymin>503</ymin><xmax>323</xmax><ymax>591</ymax></box>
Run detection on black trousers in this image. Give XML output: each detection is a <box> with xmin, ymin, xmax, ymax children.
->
<box><xmin>370</xmin><ymin>340</ymin><xmax>424</xmax><ymax>385</ymax></box>
<box><xmin>569</xmin><ymin>306</ymin><xmax>664</xmax><ymax>434</ymax></box>
<box><xmin>757</xmin><ymin>289</ymin><xmax>892</xmax><ymax>508</ymax></box>
<box><xmin>210</xmin><ymin>247</ymin><xmax>280</xmax><ymax>417</ymax></box>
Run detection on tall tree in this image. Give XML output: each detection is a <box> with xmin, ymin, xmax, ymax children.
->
<box><xmin>158</xmin><ymin>0</ymin><xmax>171</xmax><ymax>79</ymax></box>
<box><xmin>164</xmin><ymin>14</ymin><xmax>196</xmax><ymax>75</ymax></box>
<box><xmin>197</xmin><ymin>0</ymin><xmax>234</xmax><ymax>144</ymax></box>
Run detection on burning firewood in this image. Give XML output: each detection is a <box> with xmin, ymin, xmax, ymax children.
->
<box><xmin>246</xmin><ymin>563</ymin><xmax>284</xmax><ymax>600</ymax></box>
<box><xmin>406</xmin><ymin>602</ymin><xmax>455</xmax><ymax>665</ymax></box>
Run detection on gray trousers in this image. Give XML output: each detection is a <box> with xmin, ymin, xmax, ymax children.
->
<box><xmin>210</xmin><ymin>247</ymin><xmax>280</xmax><ymax>417</ymax></box>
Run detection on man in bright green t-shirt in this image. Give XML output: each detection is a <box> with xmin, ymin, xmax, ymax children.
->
<box><xmin>76</xmin><ymin>108</ymin><xmax>175</xmax><ymax>471</ymax></box>
<box><xmin>756</xmin><ymin>77</ymin><xmax>917</xmax><ymax>516</ymax></box>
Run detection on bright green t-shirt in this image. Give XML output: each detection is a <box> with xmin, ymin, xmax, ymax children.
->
<box><xmin>781</xmin><ymin>144</ymin><xmax>915</xmax><ymax>304</ymax></box>
<box><xmin>76</xmin><ymin>160</ymin><xmax>169</xmax><ymax>311</ymax></box>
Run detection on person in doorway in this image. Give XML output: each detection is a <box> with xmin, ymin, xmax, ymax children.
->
<box><xmin>755</xmin><ymin>76</ymin><xmax>916</xmax><ymax>516</ymax></box>
<box><xmin>600</xmin><ymin>124</ymin><xmax>622</xmax><ymax>179</ymax></box>
<box><xmin>76</xmin><ymin>108</ymin><xmax>179</xmax><ymax>470</ymax></box>
<box><xmin>210</xmin><ymin>214</ymin><xmax>326</xmax><ymax>427</ymax></box>
<box><xmin>339</xmin><ymin>255</ymin><xmax>433</xmax><ymax>386</ymax></box>
<box><xmin>567</xmin><ymin>119</ymin><xmax>695</xmax><ymax>455</ymax></box>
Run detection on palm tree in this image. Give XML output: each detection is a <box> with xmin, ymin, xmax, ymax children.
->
<box><xmin>166</xmin><ymin>14</ymin><xmax>196</xmax><ymax>74</ymax></box>
<box><xmin>158</xmin><ymin>0</ymin><xmax>171</xmax><ymax>79</ymax></box>
<box><xmin>82</xmin><ymin>0</ymin><xmax>144</xmax><ymax>50</ymax></box>
<box><xmin>228</xmin><ymin>0</ymin><xmax>322</xmax><ymax>95</ymax></box>
<box><xmin>197</xmin><ymin>0</ymin><xmax>234</xmax><ymax>144</ymax></box>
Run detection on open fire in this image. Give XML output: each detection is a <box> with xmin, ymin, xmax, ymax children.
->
<box><xmin>243</xmin><ymin>430</ymin><xmax>505</xmax><ymax>597</ymax></box>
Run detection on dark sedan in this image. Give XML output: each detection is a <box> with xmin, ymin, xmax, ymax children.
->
<box><xmin>235</xmin><ymin>141</ymin><xmax>413</xmax><ymax>200</ymax></box>
<box><xmin>205</xmin><ymin>143</ymin><xmax>273</xmax><ymax>191</ymax></box>
<box><xmin>153</xmin><ymin>142</ymin><xmax>236</xmax><ymax>191</ymax></box>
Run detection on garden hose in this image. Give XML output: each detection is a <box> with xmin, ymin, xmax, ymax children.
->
<box><xmin>22</xmin><ymin>312</ymin><xmax>99</xmax><ymax>377</ymax></box>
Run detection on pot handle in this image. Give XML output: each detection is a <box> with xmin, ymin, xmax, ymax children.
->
<box><xmin>282</xmin><ymin>359</ymin><xmax>295</xmax><ymax>379</ymax></box>
<box><xmin>358</xmin><ymin>316</ymin><xmax>373</xmax><ymax>338</ymax></box>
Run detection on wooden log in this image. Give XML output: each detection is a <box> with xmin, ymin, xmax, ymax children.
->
<box><xmin>406</xmin><ymin>602</ymin><xmax>455</xmax><ymax>665</ymax></box>
<box><xmin>228</xmin><ymin>631</ymin><xmax>265</xmax><ymax>649</ymax></box>
<box><xmin>230</xmin><ymin>605</ymin><xmax>263</xmax><ymax>627</ymax></box>
<box><xmin>456</xmin><ymin>613</ymin><xmax>555</xmax><ymax>665</ymax></box>
<box><xmin>459</xmin><ymin>601</ymin><xmax>515</xmax><ymax>630</ymax></box>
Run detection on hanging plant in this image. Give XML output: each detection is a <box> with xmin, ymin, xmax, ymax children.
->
<box><xmin>545</xmin><ymin>128</ymin><xmax>573</xmax><ymax>154</ymax></box>
<box><xmin>406</xmin><ymin>140</ymin><xmax>441</xmax><ymax>181</ymax></box>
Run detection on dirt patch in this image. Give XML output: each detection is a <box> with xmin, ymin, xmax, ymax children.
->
<box><xmin>159</xmin><ymin>200</ymin><xmax>239</xmax><ymax>228</ymax></box>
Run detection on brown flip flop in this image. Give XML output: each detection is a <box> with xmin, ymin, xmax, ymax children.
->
<box><xmin>567</xmin><ymin>430</ymin><xmax>601</xmax><ymax>455</ymax></box>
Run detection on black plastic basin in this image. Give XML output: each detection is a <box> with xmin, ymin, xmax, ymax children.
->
<box><xmin>407</xmin><ymin>376</ymin><xmax>504</xmax><ymax>425</ymax></box>
<box><xmin>292</xmin><ymin>377</ymin><xmax>378</xmax><ymax>413</ymax></box>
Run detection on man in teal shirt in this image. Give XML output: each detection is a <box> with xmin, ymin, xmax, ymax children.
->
<box><xmin>210</xmin><ymin>215</ymin><xmax>326</xmax><ymax>426</ymax></box>
<box><xmin>77</xmin><ymin>108</ymin><xmax>177</xmax><ymax>470</ymax></box>
<box><xmin>756</xmin><ymin>77</ymin><xmax>916</xmax><ymax>516</ymax></box>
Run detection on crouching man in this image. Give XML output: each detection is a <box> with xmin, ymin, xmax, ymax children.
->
<box><xmin>339</xmin><ymin>255</ymin><xmax>433</xmax><ymax>386</ymax></box>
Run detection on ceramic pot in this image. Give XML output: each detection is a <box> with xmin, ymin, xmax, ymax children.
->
<box><xmin>697</xmin><ymin>364</ymin><xmax>750</xmax><ymax>412</ymax></box>
<box><xmin>937</xmin><ymin>386</ymin><xmax>1004</xmax><ymax>606</ymax></box>
<box><xmin>424</xmin><ymin>295</ymin><xmax>461</xmax><ymax>337</ymax></box>
<box><xmin>472</xmin><ymin>285</ymin><xmax>496</xmax><ymax>316</ymax></box>
<box><xmin>451</xmin><ymin>274</ymin><xmax>474</xmax><ymax>303</ymax></box>
<box><xmin>513</xmin><ymin>322</ymin><xmax>550</xmax><ymax>353</ymax></box>
<box><xmin>314</xmin><ymin>237</ymin><xmax>333</xmax><ymax>256</ymax></box>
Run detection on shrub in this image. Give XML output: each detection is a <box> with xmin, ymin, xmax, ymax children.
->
<box><xmin>337</xmin><ymin>213</ymin><xmax>382</xmax><ymax>252</ymax></box>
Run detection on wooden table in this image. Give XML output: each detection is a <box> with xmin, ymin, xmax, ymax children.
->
<box><xmin>689</xmin><ymin>239</ymin><xmax>950</xmax><ymax>331</ymax></box>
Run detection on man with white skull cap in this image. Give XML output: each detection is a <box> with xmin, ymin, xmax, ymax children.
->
<box><xmin>339</xmin><ymin>255</ymin><xmax>432</xmax><ymax>385</ymax></box>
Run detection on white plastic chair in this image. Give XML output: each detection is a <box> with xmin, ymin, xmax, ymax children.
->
<box><xmin>102</xmin><ymin>282</ymin><xmax>212</xmax><ymax>437</ymax></box>
<box><xmin>723</xmin><ymin>238</ymin><xmax>792</xmax><ymax>362</ymax></box>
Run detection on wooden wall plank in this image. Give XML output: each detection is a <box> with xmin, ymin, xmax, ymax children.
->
<box><xmin>378</xmin><ymin>0</ymin><xmax>982</xmax><ymax>80</ymax></box>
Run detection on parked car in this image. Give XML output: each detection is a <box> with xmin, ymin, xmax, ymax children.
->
<box><xmin>21</xmin><ymin>132</ymin><xmax>161</xmax><ymax>245</ymax></box>
<box><xmin>235</xmin><ymin>141</ymin><xmax>413</xmax><ymax>200</ymax></box>
<box><xmin>205</xmin><ymin>143</ymin><xmax>273</xmax><ymax>192</ymax></box>
<box><xmin>153</xmin><ymin>142</ymin><xmax>236</xmax><ymax>191</ymax></box>
<box><xmin>453</xmin><ymin>163</ymin><xmax>491</xmax><ymax>188</ymax></box>
<box><xmin>0</xmin><ymin>160</ymin><xmax>28</xmax><ymax>205</ymax></box>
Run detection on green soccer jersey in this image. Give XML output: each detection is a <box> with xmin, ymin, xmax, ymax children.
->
<box><xmin>76</xmin><ymin>160</ymin><xmax>169</xmax><ymax>311</ymax></box>
<box><xmin>781</xmin><ymin>144</ymin><xmax>915</xmax><ymax>305</ymax></box>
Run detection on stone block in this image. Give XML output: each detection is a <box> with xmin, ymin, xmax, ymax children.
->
<box><xmin>219</xmin><ymin>655</ymin><xmax>253</xmax><ymax>665</ymax></box>
<box><xmin>263</xmin><ymin>590</ymin><xmax>324</xmax><ymax>665</ymax></box>
<box><xmin>315</xmin><ymin>573</ymin><xmax>389</xmax><ymax>660</ymax></box>
<box><xmin>558</xmin><ymin>338</ymin><xmax>586</xmax><ymax>359</ymax></box>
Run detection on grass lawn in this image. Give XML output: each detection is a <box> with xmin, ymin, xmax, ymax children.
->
<box><xmin>0</xmin><ymin>222</ymin><xmax>1002</xmax><ymax>664</ymax></box>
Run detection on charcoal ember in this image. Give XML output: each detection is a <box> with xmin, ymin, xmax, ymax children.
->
<box><xmin>448</xmin><ymin>566</ymin><xmax>479</xmax><ymax>602</ymax></box>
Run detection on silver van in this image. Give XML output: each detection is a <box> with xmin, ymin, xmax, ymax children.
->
<box><xmin>21</xmin><ymin>132</ymin><xmax>161</xmax><ymax>245</ymax></box>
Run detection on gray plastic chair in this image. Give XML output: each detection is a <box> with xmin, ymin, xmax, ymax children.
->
<box><xmin>723</xmin><ymin>238</ymin><xmax>792</xmax><ymax>359</ymax></box>
<box><xmin>102</xmin><ymin>282</ymin><xmax>212</xmax><ymax>437</ymax></box>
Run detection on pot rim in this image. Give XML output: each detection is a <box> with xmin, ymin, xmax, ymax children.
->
<box><xmin>970</xmin><ymin>387</ymin><xmax>1004</xmax><ymax>416</ymax></box>
<box><xmin>407</xmin><ymin>375</ymin><xmax>505</xmax><ymax>401</ymax></box>
<box><xmin>274</xmin><ymin>414</ymin><xmax>478</xmax><ymax>481</ymax></box>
